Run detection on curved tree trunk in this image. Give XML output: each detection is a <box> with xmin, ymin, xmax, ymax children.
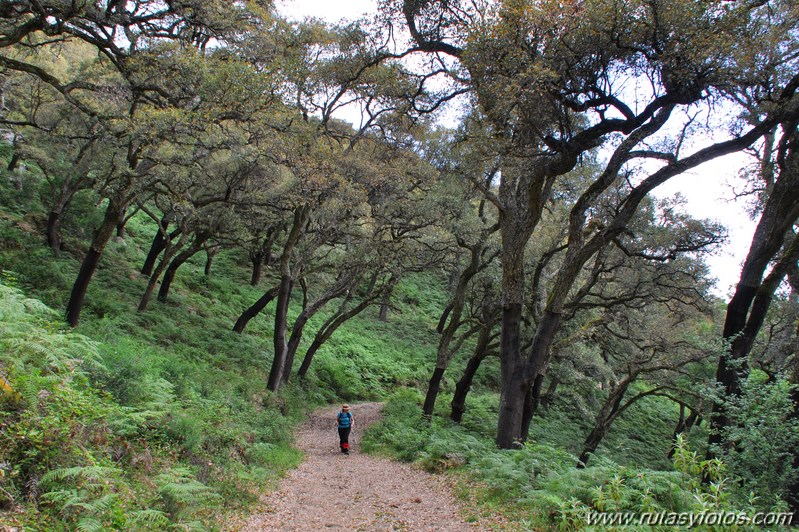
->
<box><xmin>281</xmin><ymin>277</ymin><xmax>352</xmax><ymax>383</ymax></box>
<box><xmin>233</xmin><ymin>284</ymin><xmax>280</xmax><ymax>333</ymax></box>
<box><xmin>520</xmin><ymin>374</ymin><xmax>545</xmax><ymax>443</ymax></box>
<box><xmin>578</xmin><ymin>381</ymin><xmax>630</xmax><ymax>468</ymax></box>
<box><xmin>65</xmin><ymin>198</ymin><xmax>127</xmax><ymax>327</ymax></box>
<box><xmin>142</xmin><ymin>219</ymin><xmax>180</xmax><ymax>276</ymax></box>
<box><xmin>296</xmin><ymin>293</ymin><xmax>379</xmax><ymax>378</ymax></box>
<box><xmin>436</xmin><ymin>303</ymin><xmax>454</xmax><ymax>334</ymax></box>
<box><xmin>266</xmin><ymin>206</ymin><xmax>310</xmax><ymax>392</ymax></box>
<box><xmin>450</xmin><ymin>349</ymin><xmax>490</xmax><ymax>423</ymax></box>
<box><xmin>138</xmin><ymin>233</ymin><xmax>187</xmax><ymax>312</ymax></box>
<box><xmin>423</xmin><ymin>368</ymin><xmax>446</xmax><ymax>418</ymax></box>
<box><xmin>708</xmin><ymin>133</ymin><xmax>799</xmax><ymax>458</ymax></box>
<box><xmin>157</xmin><ymin>233</ymin><xmax>209</xmax><ymax>302</ymax></box>
<box><xmin>423</xmin><ymin>237</ymin><xmax>493</xmax><ymax>418</ymax></box>
<box><xmin>267</xmin><ymin>275</ymin><xmax>293</xmax><ymax>391</ymax></box>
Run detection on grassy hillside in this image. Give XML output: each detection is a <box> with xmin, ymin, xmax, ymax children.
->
<box><xmin>0</xmin><ymin>153</ymin><xmax>782</xmax><ymax>530</ymax></box>
<box><xmin>0</xmin><ymin>158</ymin><xmax>446</xmax><ymax>529</ymax></box>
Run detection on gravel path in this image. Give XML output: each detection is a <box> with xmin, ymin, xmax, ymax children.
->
<box><xmin>236</xmin><ymin>402</ymin><xmax>486</xmax><ymax>531</ymax></box>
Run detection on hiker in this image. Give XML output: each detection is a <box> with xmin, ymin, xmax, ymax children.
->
<box><xmin>336</xmin><ymin>404</ymin><xmax>354</xmax><ymax>454</ymax></box>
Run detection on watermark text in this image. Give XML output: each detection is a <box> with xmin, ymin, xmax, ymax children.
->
<box><xmin>585</xmin><ymin>511</ymin><xmax>794</xmax><ymax>528</ymax></box>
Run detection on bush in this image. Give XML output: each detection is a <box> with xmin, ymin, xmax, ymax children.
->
<box><xmin>361</xmin><ymin>391</ymin><xmax>770</xmax><ymax>530</ymax></box>
<box><xmin>717</xmin><ymin>373</ymin><xmax>799</xmax><ymax>509</ymax></box>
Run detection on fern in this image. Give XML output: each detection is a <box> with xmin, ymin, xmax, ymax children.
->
<box><xmin>129</xmin><ymin>508</ymin><xmax>171</xmax><ymax>527</ymax></box>
<box><xmin>156</xmin><ymin>467</ymin><xmax>221</xmax><ymax>519</ymax></box>
<box><xmin>75</xmin><ymin>517</ymin><xmax>104</xmax><ymax>532</ymax></box>
<box><xmin>41</xmin><ymin>465</ymin><xmax>121</xmax><ymax>486</ymax></box>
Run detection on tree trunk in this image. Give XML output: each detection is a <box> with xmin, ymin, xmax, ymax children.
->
<box><xmin>423</xmin><ymin>367</ymin><xmax>446</xmax><ymax>418</ymax></box>
<box><xmin>709</xmin><ymin>236</ymin><xmax>799</xmax><ymax>455</ymax></box>
<box><xmin>668</xmin><ymin>404</ymin><xmax>701</xmax><ymax>458</ymax></box>
<box><xmin>788</xmin><ymin>383</ymin><xmax>799</xmax><ymax>513</ymax></box>
<box><xmin>46</xmin><ymin>210</ymin><xmax>64</xmax><ymax>255</ymax></box>
<box><xmin>540</xmin><ymin>375</ymin><xmax>559</xmax><ymax>410</ymax></box>
<box><xmin>520</xmin><ymin>374</ymin><xmax>545</xmax><ymax>442</ymax></box>
<box><xmin>233</xmin><ymin>284</ymin><xmax>280</xmax><ymax>333</ymax></box>
<box><xmin>139</xmin><ymin>233</ymin><xmax>187</xmax><ymax>312</ymax></box>
<box><xmin>282</xmin><ymin>278</ymin><xmax>352</xmax><ymax>384</ymax></box>
<box><xmin>296</xmin><ymin>294</ymin><xmax>378</xmax><ymax>378</ymax></box>
<box><xmin>436</xmin><ymin>303</ymin><xmax>453</xmax><ymax>334</ymax></box>
<box><xmin>157</xmin><ymin>233</ymin><xmax>209</xmax><ymax>302</ymax></box>
<box><xmin>65</xmin><ymin>199</ymin><xmax>125</xmax><ymax>327</ymax></box>
<box><xmin>424</xmin><ymin>239</ymin><xmax>489</xmax><ymax>418</ymax></box>
<box><xmin>250</xmin><ymin>252</ymin><xmax>264</xmax><ymax>286</ymax></box>
<box><xmin>46</xmin><ymin>178</ymin><xmax>79</xmax><ymax>255</ymax></box>
<box><xmin>668</xmin><ymin>404</ymin><xmax>687</xmax><ymax>460</ymax></box>
<box><xmin>578</xmin><ymin>381</ymin><xmax>630</xmax><ymax>468</ymax></box>
<box><xmin>116</xmin><ymin>209</ymin><xmax>126</xmax><ymax>238</ymax></box>
<box><xmin>267</xmin><ymin>275</ymin><xmax>293</xmax><ymax>391</ymax></box>
<box><xmin>496</xmin><ymin>301</ymin><xmax>527</xmax><ymax>449</ymax></box>
<box><xmin>204</xmin><ymin>246</ymin><xmax>217</xmax><ymax>276</ymax></box>
<box><xmin>142</xmin><ymin>218</ymin><xmax>178</xmax><ymax>276</ymax></box>
<box><xmin>497</xmin><ymin>309</ymin><xmax>561</xmax><ymax>448</ymax></box>
<box><xmin>495</xmin><ymin>174</ymin><xmax>539</xmax><ymax>448</ymax></box>
<box><xmin>252</xmin><ymin>225</ymin><xmax>281</xmax><ymax>285</ymax></box>
<box><xmin>709</xmin><ymin>137</ymin><xmax>799</xmax><ymax>456</ymax></box>
<box><xmin>450</xmin><ymin>349</ymin><xmax>490</xmax><ymax>423</ymax></box>
<box><xmin>7</xmin><ymin>152</ymin><xmax>19</xmax><ymax>172</ymax></box>
<box><xmin>378</xmin><ymin>289</ymin><xmax>391</xmax><ymax>322</ymax></box>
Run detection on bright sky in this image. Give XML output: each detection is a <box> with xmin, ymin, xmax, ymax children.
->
<box><xmin>276</xmin><ymin>0</ymin><xmax>753</xmax><ymax>297</ymax></box>
<box><xmin>276</xmin><ymin>0</ymin><xmax>377</xmax><ymax>23</ymax></box>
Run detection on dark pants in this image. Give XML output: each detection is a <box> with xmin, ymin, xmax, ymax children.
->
<box><xmin>338</xmin><ymin>427</ymin><xmax>351</xmax><ymax>453</ymax></box>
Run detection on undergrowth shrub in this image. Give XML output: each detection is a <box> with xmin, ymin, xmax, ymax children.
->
<box><xmin>363</xmin><ymin>391</ymin><xmax>784</xmax><ymax>530</ymax></box>
<box><xmin>716</xmin><ymin>373</ymin><xmax>799</xmax><ymax>509</ymax></box>
<box><xmin>0</xmin><ymin>281</ymin><xmax>307</xmax><ymax>529</ymax></box>
<box><xmin>0</xmin><ymin>283</ymin><xmax>148</xmax><ymax>528</ymax></box>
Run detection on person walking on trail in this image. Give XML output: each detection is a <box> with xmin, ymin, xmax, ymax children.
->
<box><xmin>336</xmin><ymin>404</ymin><xmax>354</xmax><ymax>454</ymax></box>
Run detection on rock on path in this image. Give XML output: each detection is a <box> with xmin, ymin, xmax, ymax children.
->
<box><xmin>235</xmin><ymin>402</ymin><xmax>485</xmax><ymax>531</ymax></box>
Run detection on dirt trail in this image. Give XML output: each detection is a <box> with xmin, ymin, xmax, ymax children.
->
<box><xmin>236</xmin><ymin>402</ymin><xmax>486</xmax><ymax>531</ymax></box>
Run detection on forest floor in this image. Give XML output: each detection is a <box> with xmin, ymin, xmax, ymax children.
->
<box><xmin>232</xmin><ymin>402</ymin><xmax>492</xmax><ymax>531</ymax></box>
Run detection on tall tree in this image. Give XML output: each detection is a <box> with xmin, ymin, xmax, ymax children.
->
<box><xmin>708</xmin><ymin>122</ymin><xmax>799</xmax><ymax>456</ymax></box>
<box><xmin>388</xmin><ymin>0</ymin><xmax>799</xmax><ymax>448</ymax></box>
<box><xmin>0</xmin><ymin>0</ymin><xmax>276</xmax><ymax>326</ymax></box>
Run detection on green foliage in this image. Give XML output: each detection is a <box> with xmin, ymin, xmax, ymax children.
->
<box><xmin>363</xmin><ymin>393</ymin><xmax>780</xmax><ymax>530</ymax></box>
<box><xmin>0</xmin><ymin>263</ymin><xmax>313</xmax><ymax>528</ymax></box>
<box><xmin>0</xmin><ymin>156</ymin><xmax>44</xmax><ymax>216</ymax></box>
<box><xmin>0</xmin><ymin>218</ymin><xmax>74</xmax><ymax>307</ymax></box>
<box><xmin>0</xmin><ymin>284</ymin><xmax>132</xmax><ymax>528</ymax></box>
<box><xmin>155</xmin><ymin>467</ymin><xmax>221</xmax><ymax>523</ymax></box>
<box><xmin>715</xmin><ymin>373</ymin><xmax>799</xmax><ymax>509</ymax></box>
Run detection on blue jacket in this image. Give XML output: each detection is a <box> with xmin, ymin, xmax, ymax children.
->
<box><xmin>337</xmin><ymin>411</ymin><xmax>353</xmax><ymax>428</ymax></box>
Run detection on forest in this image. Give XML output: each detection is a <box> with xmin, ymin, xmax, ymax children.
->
<box><xmin>1</xmin><ymin>0</ymin><xmax>799</xmax><ymax>529</ymax></box>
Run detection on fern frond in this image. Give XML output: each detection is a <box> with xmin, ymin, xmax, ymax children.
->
<box><xmin>40</xmin><ymin>488</ymin><xmax>81</xmax><ymax>507</ymax></box>
<box><xmin>76</xmin><ymin>517</ymin><xmax>103</xmax><ymax>532</ymax></box>
<box><xmin>129</xmin><ymin>509</ymin><xmax>171</xmax><ymax>527</ymax></box>
<box><xmin>41</xmin><ymin>465</ymin><xmax>121</xmax><ymax>486</ymax></box>
<box><xmin>86</xmin><ymin>493</ymin><xmax>118</xmax><ymax>513</ymax></box>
